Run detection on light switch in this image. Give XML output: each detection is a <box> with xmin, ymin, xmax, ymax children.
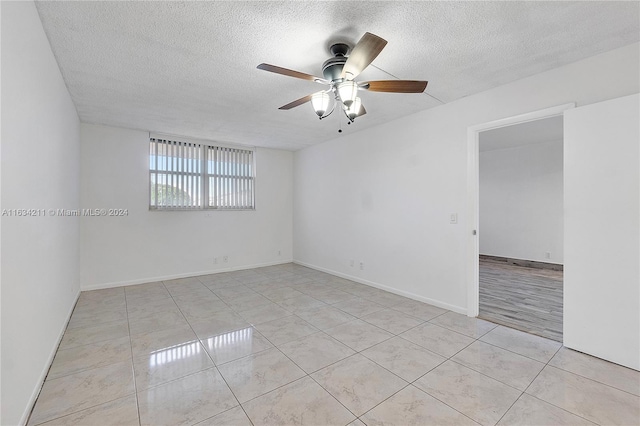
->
<box><xmin>450</xmin><ymin>213</ymin><xmax>458</xmax><ymax>224</ymax></box>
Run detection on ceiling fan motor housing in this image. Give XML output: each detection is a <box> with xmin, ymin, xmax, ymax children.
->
<box><xmin>322</xmin><ymin>43</ymin><xmax>350</xmax><ymax>82</ymax></box>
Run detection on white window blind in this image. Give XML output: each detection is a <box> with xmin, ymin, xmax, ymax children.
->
<box><xmin>149</xmin><ymin>137</ymin><xmax>255</xmax><ymax>210</ymax></box>
<box><xmin>207</xmin><ymin>146</ymin><xmax>255</xmax><ymax>209</ymax></box>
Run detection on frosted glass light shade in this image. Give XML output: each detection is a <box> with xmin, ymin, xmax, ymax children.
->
<box><xmin>311</xmin><ymin>92</ymin><xmax>330</xmax><ymax>116</ymax></box>
<box><xmin>346</xmin><ymin>97</ymin><xmax>362</xmax><ymax>120</ymax></box>
<box><xmin>337</xmin><ymin>81</ymin><xmax>358</xmax><ymax>107</ymax></box>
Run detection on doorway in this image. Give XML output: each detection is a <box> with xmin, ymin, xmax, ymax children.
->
<box><xmin>477</xmin><ymin>117</ymin><xmax>563</xmax><ymax>341</ymax></box>
<box><xmin>466</xmin><ymin>103</ymin><xmax>575</xmax><ymax>342</ymax></box>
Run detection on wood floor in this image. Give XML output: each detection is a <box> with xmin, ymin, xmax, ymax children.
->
<box><xmin>478</xmin><ymin>257</ymin><xmax>563</xmax><ymax>342</ymax></box>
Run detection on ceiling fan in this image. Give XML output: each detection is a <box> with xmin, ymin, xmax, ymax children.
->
<box><xmin>257</xmin><ymin>32</ymin><xmax>428</xmax><ymax>124</ymax></box>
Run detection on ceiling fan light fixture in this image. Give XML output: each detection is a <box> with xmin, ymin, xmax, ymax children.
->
<box><xmin>345</xmin><ymin>97</ymin><xmax>362</xmax><ymax>120</ymax></box>
<box><xmin>337</xmin><ymin>80</ymin><xmax>358</xmax><ymax>107</ymax></box>
<box><xmin>311</xmin><ymin>91</ymin><xmax>330</xmax><ymax>117</ymax></box>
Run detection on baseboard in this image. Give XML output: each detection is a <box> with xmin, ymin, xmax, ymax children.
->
<box><xmin>293</xmin><ymin>260</ymin><xmax>467</xmax><ymax>315</ymax></box>
<box><xmin>480</xmin><ymin>254</ymin><xmax>563</xmax><ymax>271</ymax></box>
<box><xmin>20</xmin><ymin>290</ymin><xmax>81</xmax><ymax>426</ymax></box>
<box><xmin>81</xmin><ymin>259</ymin><xmax>294</xmax><ymax>291</ymax></box>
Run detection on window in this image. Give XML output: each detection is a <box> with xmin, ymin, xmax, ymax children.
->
<box><xmin>149</xmin><ymin>137</ymin><xmax>255</xmax><ymax>210</ymax></box>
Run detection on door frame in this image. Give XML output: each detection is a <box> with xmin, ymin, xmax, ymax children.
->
<box><xmin>466</xmin><ymin>103</ymin><xmax>575</xmax><ymax>317</ymax></box>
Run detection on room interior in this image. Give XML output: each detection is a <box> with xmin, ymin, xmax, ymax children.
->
<box><xmin>478</xmin><ymin>117</ymin><xmax>564</xmax><ymax>341</ymax></box>
<box><xmin>2</xmin><ymin>1</ymin><xmax>639</xmax><ymax>425</ymax></box>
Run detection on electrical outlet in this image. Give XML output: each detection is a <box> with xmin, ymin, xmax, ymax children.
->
<box><xmin>545</xmin><ymin>252</ymin><xmax>551</xmax><ymax>259</ymax></box>
<box><xmin>359</xmin><ymin>262</ymin><xmax>364</xmax><ymax>270</ymax></box>
<box><xmin>213</xmin><ymin>257</ymin><xmax>218</xmax><ymax>264</ymax></box>
<box><xmin>350</xmin><ymin>259</ymin><xmax>354</xmax><ymax>267</ymax></box>
<box><xmin>278</xmin><ymin>250</ymin><xmax>281</xmax><ymax>256</ymax></box>
<box><xmin>223</xmin><ymin>255</ymin><xmax>228</xmax><ymax>263</ymax></box>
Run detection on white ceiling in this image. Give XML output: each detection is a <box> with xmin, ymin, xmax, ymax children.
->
<box><xmin>480</xmin><ymin>115</ymin><xmax>563</xmax><ymax>152</ymax></box>
<box><xmin>35</xmin><ymin>1</ymin><xmax>639</xmax><ymax>151</ymax></box>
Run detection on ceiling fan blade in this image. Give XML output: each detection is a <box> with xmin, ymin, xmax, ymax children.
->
<box><xmin>341</xmin><ymin>32</ymin><xmax>388</xmax><ymax>80</ymax></box>
<box><xmin>360</xmin><ymin>80</ymin><xmax>428</xmax><ymax>93</ymax></box>
<box><xmin>257</xmin><ymin>63</ymin><xmax>328</xmax><ymax>84</ymax></box>
<box><xmin>278</xmin><ymin>93</ymin><xmax>314</xmax><ymax>110</ymax></box>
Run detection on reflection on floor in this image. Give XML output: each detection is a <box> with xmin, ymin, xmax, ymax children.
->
<box><xmin>28</xmin><ymin>263</ymin><xmax>639</xmax><ymax>425</ymax></box>
<box><xmin>479</xmin><ymin>257</ymin><xmax>563</xmax><ymax>341</ymax></box>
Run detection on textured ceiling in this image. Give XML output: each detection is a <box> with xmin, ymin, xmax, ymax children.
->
<box><xmin>480</xmin><ymin>116</ymin><xmax>563</xmax><ymax>152</ymax></box>
<box><xmin>35</xmin><ymin>1</ymin><xmax>639</xmax><ymax>151</ymax></box>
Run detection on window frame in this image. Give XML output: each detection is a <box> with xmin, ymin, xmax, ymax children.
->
<box><xmin>149</xmin><ymin>135</ymin><xmax>256</xmax><ymax>211</ymax></box>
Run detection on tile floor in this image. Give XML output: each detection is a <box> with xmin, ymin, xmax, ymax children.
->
<box><xmin>29</xmin><ymin>263</ymin><xmax>640</xmax><ymax>426</ymax></box>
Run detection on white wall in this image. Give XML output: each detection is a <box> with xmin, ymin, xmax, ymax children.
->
<box><xmin>1</xmin><ymin>2</ymin><xmax>81</xmax><ymax>424</ymax></box>
<box><xmin>479</xmin><ymin>140</ymin><xmax>563</xmax><ymax>264</ymax></box>
<box><xmin>293</xmin><ymin>42</ymin><xmax>639</xmax><ymax>314</ymax></box>
<box><xmin>564</xmin><ymin>94</ymin><xmax>639</xmax><ymax>370</ymax></box>
<box><xmin>80</xmin><ymin>124</ymin><xmax>293</xmax><ymax>289</ymax></box>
